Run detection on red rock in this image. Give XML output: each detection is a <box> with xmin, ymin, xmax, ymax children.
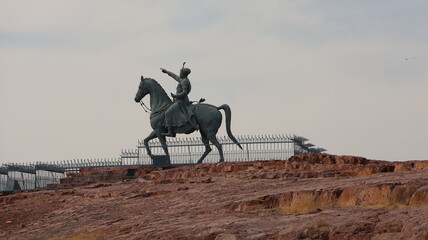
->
<box><xmin>1</xmin><ymin>153</ymin><xmax>427</xmax><ymax>240</ymax></box>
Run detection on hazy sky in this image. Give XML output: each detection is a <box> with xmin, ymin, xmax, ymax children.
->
<box><xmin>1</xmin><ymin>0</ymin><xmax>427</xmax><ymax>164</ymax></box>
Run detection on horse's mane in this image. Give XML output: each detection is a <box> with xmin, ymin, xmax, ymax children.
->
<box><xmin>144</xmin><ymin>78</ymin><xmax>165</xmax><ymax>91</ymax></box>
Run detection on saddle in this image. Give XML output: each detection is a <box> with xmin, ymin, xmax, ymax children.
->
<box><xmin>192</xmin><ymin>98</ymin><xmax>205</xmax><ymax>104</ymax></box>
<box><xmin>171</xmin><ymin>98</ymin><xmax>205</xmax><ymax>135</ymax></box>
<box><xmin>185</xmin><ymin>98</ymin><xmax>205</xmax><ymax>129</ymax></box>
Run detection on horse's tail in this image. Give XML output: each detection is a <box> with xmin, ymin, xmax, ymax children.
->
<box><xmin>217</xmin><ymin>104</ymin><xmax>243</xmax><ymax>149</ymax></box>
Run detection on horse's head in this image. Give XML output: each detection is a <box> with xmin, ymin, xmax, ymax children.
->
<box><xmin>134</xmin><ymin>76</ymin><xmax>149</xmax><ymax>103</ymax></box>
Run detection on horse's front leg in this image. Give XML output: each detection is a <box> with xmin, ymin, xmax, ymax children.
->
<box><xmin>144</xmin><ymin>131</ymin><xmax>158</xmax><ymax>158</ymax></box>
<box><xmin>156</xmin><ymin>129</ymin><xmax>170</xmax><ymax>157</ymax></box>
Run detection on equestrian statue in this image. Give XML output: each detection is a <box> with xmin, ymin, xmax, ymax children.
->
<box><xmin>134</xmin><ymin>63</ymin><xmax>242</xmax><ymax>163</ymax></box>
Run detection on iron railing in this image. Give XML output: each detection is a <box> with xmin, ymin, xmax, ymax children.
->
<box><xmin>134</xmin><ymin>134</ymin><xmax>302</xmax><ymax>165</ymax></box>
<box><xmin>0</xmin><ymin>134</ymin><xmax>325</xmax><ymax>192</ymax></box>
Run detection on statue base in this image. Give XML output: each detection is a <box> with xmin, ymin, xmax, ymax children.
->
<box><xmin>151</xmin><ymin>155</ymin><xmax>171</xmax><ymax>167</ymax></box>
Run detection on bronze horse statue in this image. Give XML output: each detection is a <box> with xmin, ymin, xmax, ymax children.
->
<box><xmin>134</xmin><ymin>76</ymin><xmax>242</xmax><ymax>163</ymax></box>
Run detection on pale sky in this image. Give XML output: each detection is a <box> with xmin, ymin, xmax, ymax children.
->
<box><xmin>1</xmin><ymin>0</ymin><xmax>427</xmax><ymax>164</ymax></box>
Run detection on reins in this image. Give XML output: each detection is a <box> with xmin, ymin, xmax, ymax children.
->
<box><xmin>140</xmin><ymin>100</ymin><xmax>172</xmax><ymax>119</ymax></box>
<box><xmin>140</xmin><ymin>100</ymin><xmax>151</xmax><ymax>113</ymax></box>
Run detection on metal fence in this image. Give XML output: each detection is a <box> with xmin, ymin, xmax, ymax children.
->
<box><xmin>132</xmin><ymin>134</ymin><xmax>323</xmax><ymax>165</ymax></box>
<box><xmin>0</xmin><ymin>134</ymin><xmax>325</xmax><ymax>192</ymax></box>
<box><xmin>0</xmin><ymin>164</ymin><xmax>67</xmax><ymax>192</ymax></box>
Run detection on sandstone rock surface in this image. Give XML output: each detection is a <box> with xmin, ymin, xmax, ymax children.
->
<box><xmin>1</xmin><ymin>154</ymin><xmax>427</xmax><ymax>240</ymax></box>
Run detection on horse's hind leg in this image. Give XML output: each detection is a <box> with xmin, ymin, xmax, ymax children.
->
<box><xmin>197</xmin><ymin>132</ymin><xmax>212</xmax><ymax>164</ymax></box>
<box><xmin>208</xmin><ymin>134</ymin><xmax>224</xmax><ymax>163</ymax></box>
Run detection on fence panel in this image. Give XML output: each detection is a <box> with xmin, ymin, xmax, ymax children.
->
<box><xmin>136</xmin><ymin>134</ymin><xmax>313</xmax><ymax>165</ymax></box>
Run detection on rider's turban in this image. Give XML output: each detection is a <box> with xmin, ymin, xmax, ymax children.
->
<box><xmin>180</xmin><ymin>68</ymin><xmax>191</xmax><ymax>77</ymax></box>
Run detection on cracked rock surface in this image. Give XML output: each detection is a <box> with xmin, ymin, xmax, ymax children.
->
<box><xmin>1</xmin><ymin>154</ymin><xmax>428</xmax><ymax>240</ymax></box>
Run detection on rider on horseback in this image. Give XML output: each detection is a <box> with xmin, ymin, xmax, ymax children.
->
<box><xmin>160</xmin><ymin>62</ymin><xmax>197</xmax><ymax>137</ymax></box>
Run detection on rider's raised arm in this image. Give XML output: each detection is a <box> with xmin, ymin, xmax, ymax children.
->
<box><xmin>160</xmin><ymin>68</ymin><xmax>179</xmax><ymax>81</ymax></box>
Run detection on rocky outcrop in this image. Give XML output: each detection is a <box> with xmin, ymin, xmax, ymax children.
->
<box><xmin>226</xmin><ymin>182</ymin><xmax>427</xmax><ymax>214</ymax></box>
<box><xmin>47</xmin><ymin>166</ymin><xmax>145</xmax><ymax>188</ymax></box>
<box><xmin>49</xmin><ymin>154</ymin><xmax>428</xmax><ymax>188</ymax></box>
<box><xmin>1</xmin><ymin>154</ymin><xmax>427</xmax><ymax>240</ymax></box>
<box><xmin>135</xmin><ymin>153</ymin><xmax>426</xmax><ymax>183</ymax></box>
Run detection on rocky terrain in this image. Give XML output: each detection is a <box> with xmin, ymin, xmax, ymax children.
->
<box><xmin>1</xmin><ymin>153</ymin><xmax>428</xmax><ymax>240</ymax></box>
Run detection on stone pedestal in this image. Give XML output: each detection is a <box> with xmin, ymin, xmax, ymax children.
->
<box><xmin>151</xmin><ymin>155</ymin><xmax>171</xmax><ymax>167</ymax></box>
